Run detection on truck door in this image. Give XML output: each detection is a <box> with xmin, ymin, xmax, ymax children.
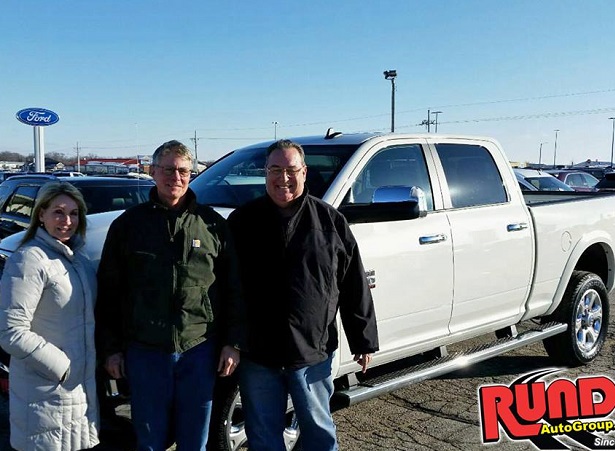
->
<box><xmin>337</xmin><ymin>143</ymin><xmax>454</xmax><ymax>364</ymax></box>
<box><xmin>434</xmin><ymin>142</ymin><xmax>534</xmax><ymax>334</ymax></box>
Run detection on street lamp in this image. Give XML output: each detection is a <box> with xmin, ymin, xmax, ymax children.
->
<box><xmin>431</xmin><ymin>111</ymin><xmax>442</xmax><ymax>133</ymax></box>
<box><xmin>538</xmin><ymin>142</ymin><xmax>548</xmax><ymax>168</ymax></box>
<box><xmin>272</xmin><ymin>121</ymin><xmax>278</xmax><ymax>140</ymax></box>
<box><xmin>553</xmin><ymin>129</ymin><xmax>560</xmax><ymax>168</ymax></box>
<box><xmin>609</xmin><ymin>117</ymin><xmax>615</xmax><ymax>168</ymax></box>
<box><xmin>383</xmin><ymin>70</ymin><xmax>397</xmax><ymax>132</ymax></box>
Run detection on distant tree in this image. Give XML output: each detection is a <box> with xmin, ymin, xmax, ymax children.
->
<box><xmin>0</xmin><ymin>151</ymin><xmax>26</xmax><ymax>162</ymax></box>
<box><xmin>46</xmin><ymin>152</ymin><xmax>70</xmax><ymax>165</ymax></box>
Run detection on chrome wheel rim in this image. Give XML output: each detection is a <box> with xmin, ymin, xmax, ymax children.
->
<box><xmin>575</xmin><ymin>289</ymin><xmax>603</xmax><ymax>352</ymax></box>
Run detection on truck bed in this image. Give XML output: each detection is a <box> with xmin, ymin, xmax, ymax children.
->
<box><xmin>522</xmin><ymin>190</ymin><xmax>615</xmax><ymax>205</ymax></box>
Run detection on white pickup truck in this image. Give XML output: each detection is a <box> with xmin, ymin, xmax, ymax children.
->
<box><xmin>1</xmin><ymin>130</ymin><xmax>614</xmax><ymax>450</ymax></box>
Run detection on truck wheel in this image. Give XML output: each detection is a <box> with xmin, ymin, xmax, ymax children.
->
<box><xmin>542</xmin><ymin>271</ymin><xmax>609</xmax><ymax>366</ymax></box>
<box><xmin>209</xmin><ymin>376</ymin><xmax>301</xmax><ymax>451</ymax></box>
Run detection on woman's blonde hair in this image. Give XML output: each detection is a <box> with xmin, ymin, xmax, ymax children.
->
<box><xmin>21</xmin><ymin>181</ymin><xmax>88</xmax><ymax>245</ymax></box>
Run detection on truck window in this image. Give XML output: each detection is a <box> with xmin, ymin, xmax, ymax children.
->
<box><xmin>344</xmin><ymin>144</ymin><xmax>434</xmax><ymax>210</ymax></box>
<box><xmin>435</xmin><ymin>144</ymin><xmax>507</xmax><ymax>208</ymax></box>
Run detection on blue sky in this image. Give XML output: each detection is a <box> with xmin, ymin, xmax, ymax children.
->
<box><xmin>1</xmin><ymin>1</ymin><xmax>615</xmax><ymax>165</ymax></box>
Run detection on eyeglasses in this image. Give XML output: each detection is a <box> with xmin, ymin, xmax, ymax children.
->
<box><xmin>266</xmin><ymin>166</ymin><xmax>304</xmax><ymax>177</ymax></box>
<box><xmin>155</xmin><ymin>165</ymin><xmax>192</xmax><ymax>177</ymax></box>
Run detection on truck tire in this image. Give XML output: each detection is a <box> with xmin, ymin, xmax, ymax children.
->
<box><xmin>208</xmin><ymin>375</ymin><xmax>301</xmax><ymax>451</ymax></box>
<box><xmin>542</xmin><ymin>270</ymin><xmax>609</xmax><ymax>366</ymax></box>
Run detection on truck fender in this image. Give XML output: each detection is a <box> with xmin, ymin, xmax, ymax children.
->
<box><xmin>544</xmin><ymin>230</ymin><xmax>615</xmax><ymax>316</ymax></box>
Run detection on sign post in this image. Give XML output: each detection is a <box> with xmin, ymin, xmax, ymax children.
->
<box><xmin>16</xmin><ymin>108</ymin><xmax>60</xmax><ymax>172</ymax></box>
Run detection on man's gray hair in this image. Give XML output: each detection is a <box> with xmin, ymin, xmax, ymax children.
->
<box><xmin>152</xmin><ymin>140</ymin><xmax>194</xmax><ymax>166</ymax></box>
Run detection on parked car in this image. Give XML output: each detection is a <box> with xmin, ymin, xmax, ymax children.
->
<box><xmin>574</xmin><ymin>166</ymin><xmax>613</xmax><ymax>181</ymax></box>
<box><xmin>51</xmin><ymin>171</ymin><xmax>86</xmax><ymax>177</ymax></box>
<box><xmin>595</xmin><ymin>172</ymin><xmax>615</xmax><ymax>191</ymax></box>
<box><xmin>514</xmin><ymin>168</ymin><xmax>574</xmax><ymax>192</ymax></box>
<box><xmin>546</xmin><ymin>169</ymin><xmax>599</xmax><ymax>192</ymax></box>
<box><xmin>0</xmin><ymin>174</ymin><xmax>154</xmax><ymax>238</ymax></box>
<box><xmin>0</xmin><ymin>171</ymin><xmax>37</xmax><ymax>183</ymax></box>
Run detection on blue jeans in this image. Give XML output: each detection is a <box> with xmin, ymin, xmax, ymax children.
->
<box><xmin>239</xmin><ymin>354</ymin><xmax>338</xmax><ymax>451</ymax></box>
<box><xmin>125</xmin><ymin>340</ymin><xmax>217</xmax><ymax>451</ymax></box>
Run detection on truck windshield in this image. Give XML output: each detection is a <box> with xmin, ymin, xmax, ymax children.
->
<box><xmin>191</xmin><ymin>144</ymin><xmax>358</xmax><ymax>208</ymax></box>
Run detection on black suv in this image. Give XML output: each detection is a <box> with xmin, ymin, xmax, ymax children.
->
<box><xmin>0</xmin><ymin>175</ymin><xmax>154</xmax><ymax>238</ymax></box>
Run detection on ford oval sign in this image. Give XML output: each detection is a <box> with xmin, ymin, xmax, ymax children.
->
<box><xmin>16</xmin><ymin>108</ymin><xmax>60</xmax><ymax>126</ymax></box>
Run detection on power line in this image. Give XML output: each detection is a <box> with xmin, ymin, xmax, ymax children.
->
<box><xmin>73</xmin><ymin>87</ymin><xmax>615</xmax><ymax>140</ymax></box>
<box><xmin>426</xmin><ymin>107</ymin><xmax>615</xmax><ymax>126</ymax></box>
<box><xmin>12</xmin><ymin>87</ymin><xmax>615</xmax><ymax>154</ymax></box>
<box><xmin>49</xmin><ymin>105</ymin><xmax>615</xmax><ymax>152</ymax></box>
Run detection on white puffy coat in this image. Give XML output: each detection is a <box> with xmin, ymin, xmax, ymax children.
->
<box><xmin>0</xmin><ymin>228</ymin><xmax>100</xmax><ymax>451</ymax></box>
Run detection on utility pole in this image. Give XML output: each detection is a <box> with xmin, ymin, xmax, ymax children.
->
<box><xmin>190</xmin><ymin>130</ymin><xmax>202</xmax><ymax>173</ymax></box>
<box><xmin>538</xmin><ymin>142</ymin><xmax>548</xmax><ymax>168</ymax></box>
<box><xmin>420</xmin><ymin>109</ymin><xmax>435</xmax><ymax>132</ymax></box>
<box><xmin>74</xmin><ymin>141</ymin><xmax>81</xmax><ymax>173</ymax></box>
<box><xmin>553</xmin><ymin>129</ymin><xmax>560</xmax><ymax>168</ymax></box>
<box><xmin>609</xmin><ymin>117</ymin><xmax>615</xmax><ymax>168</ymax></box>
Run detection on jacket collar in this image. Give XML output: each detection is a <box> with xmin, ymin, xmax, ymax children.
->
<box><xmin>149</xmin><ymin>187</ymin><xmax>199</xmax><ymax>213</ymax></box>
<box><xmin>34</xmin><ymin>227</ymin><xmax>84</xmax><ymax>260</ymax></box>
<box><xmin>265</xmin><ymin>186</ymin><xmax>310</xmax><ymax>225</ymax></box>
<box><xmin>265</xmin><ymin>188</ymin><xmax>310</xmax><ymax>218</ymax></box>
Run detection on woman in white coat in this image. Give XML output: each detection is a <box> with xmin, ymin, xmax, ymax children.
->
<box><xmin>0</xmin><ymin>181</ymin><xmax>100</xmax><ymax>450</ymax></box>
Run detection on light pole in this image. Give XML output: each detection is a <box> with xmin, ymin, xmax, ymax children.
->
<box><xmin>553</xmin><ymin>129</ymin><xmax>560</xmax><ymax>168</ymax></box>
<box><xmin>431</xmin><ymin>110</ymin><xmax>442</xmax><ymax>133</ymax></box>
<box><xmin>272</xmin><ymin>121</ymin><xmax>278</xmax><ymax>140</ymax></box>
<box><xmin>609</xmin><ymin>117</ymin><xmax>615</xmax><ymax>168</ymax></box>
<box><xmin>538</xmin><ymin>142</ymin><xmax>547</xmax><ymax>168</ymax></box>
<box><xmin>383</xmin><ymin>70</ymin><xmax>397</xmax><ymax>132</ymax></box>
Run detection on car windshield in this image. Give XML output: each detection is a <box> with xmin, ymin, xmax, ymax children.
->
<box><xmin>190</xmin><ymin>144</ymin><xmax>358</xmax><ymax>207</ymax></box>
<box><xmin>78</xmin><ymin>184</ymin><xmax>153</xmax><ymax>214</ymax></box>
<box><xmin>525</xmin><ymin>176</ymin><xmax>575</xmax><ymax>191</ymax></box>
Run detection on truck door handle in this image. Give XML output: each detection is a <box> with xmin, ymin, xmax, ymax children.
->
<box><xmin>507</xmin><ymin>223</ymin><xmax>528</xmax><ymax>232</ymax></box>
<box><xmin>419</xmin><ymin>234</ymin><xmax>447</xmax><ymax>245</ymax></box>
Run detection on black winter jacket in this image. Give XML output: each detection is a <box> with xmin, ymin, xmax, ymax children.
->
<box><xmin>228</xmin><ymin>191</ymin><xmax>378</xmax><ymax>369</ymax></box>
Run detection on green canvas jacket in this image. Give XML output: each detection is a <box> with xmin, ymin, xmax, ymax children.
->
<box><xmin>96</xmin><ymin>188</ymin><xmax>244</xmax><ymax>356</ymax></box>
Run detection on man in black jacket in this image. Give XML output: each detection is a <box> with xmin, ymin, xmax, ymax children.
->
<box><xmin>228</xmin><ymin>139</ymin><xmax>378</xmax><ymax>451</ymax></box>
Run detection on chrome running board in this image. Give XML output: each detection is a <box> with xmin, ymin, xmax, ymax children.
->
<box><xmin>335</xmin><ymin>322</ymin><xmax>567</xmax><ymax>406</ymax></box>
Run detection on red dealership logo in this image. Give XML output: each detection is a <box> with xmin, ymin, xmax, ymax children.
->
<box><xmin>479</xmin><ymin>369</ymin><xmax>615</xmax><ymax>449</ymax></box>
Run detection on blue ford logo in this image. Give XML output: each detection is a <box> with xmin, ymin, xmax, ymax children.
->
<box><xmin>16</xmin><ymin>108</ymin><xmax>60</xmax><ymax>126</ymax></box>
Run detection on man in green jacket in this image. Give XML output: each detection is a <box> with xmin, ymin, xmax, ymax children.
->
<box><xmin>96</xmin><ymin>140</ymin><xmax>244</xmax><ymax>451</ymax></box>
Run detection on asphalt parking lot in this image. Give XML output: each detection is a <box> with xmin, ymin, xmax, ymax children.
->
<box><xmin>2</xmin><ymin>313</ymin><xmax>614</xmax><ymax>450</ymax></box>
<box><xmin>333</xmin><ymin>332</ymin><xmax>615</xmax><ymax>451</ymax></box>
